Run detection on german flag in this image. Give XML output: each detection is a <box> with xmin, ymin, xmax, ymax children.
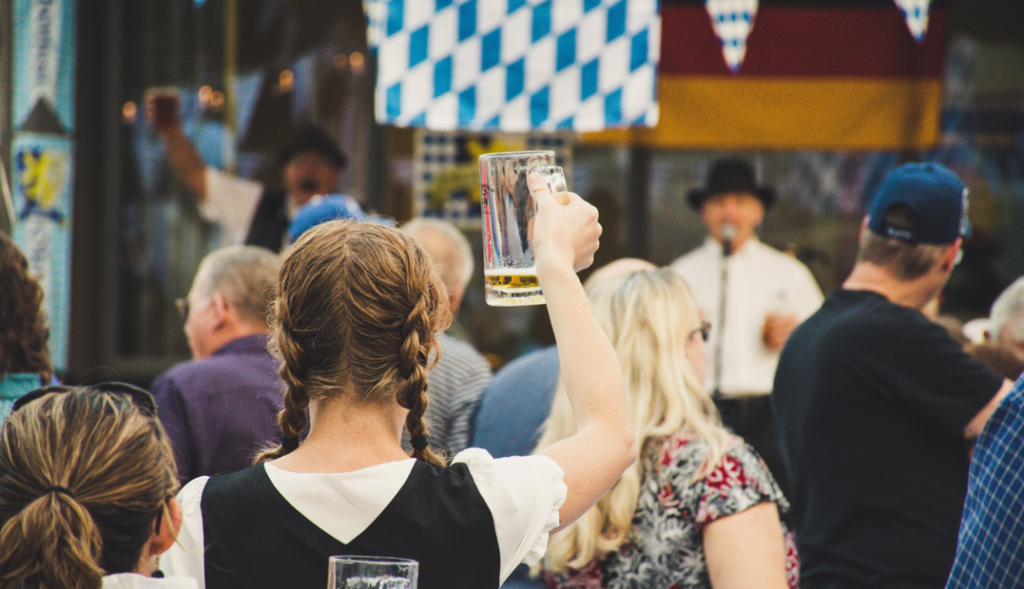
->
<box><xmin>584</xmin><ymin>0</ymin><xmax>948</xmax><ymax>150</ymax></box>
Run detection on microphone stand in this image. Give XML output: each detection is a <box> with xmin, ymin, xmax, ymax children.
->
<box><xmin>713</xmin><ymin>225</ymin><xmax>735</xmax><ymax>399</ymax></box>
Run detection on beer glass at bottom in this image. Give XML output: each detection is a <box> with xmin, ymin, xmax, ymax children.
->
<box><xmin>327</xmin><ymin>555</ymin><xmax>419</xmax><ymax>589</ymax></box>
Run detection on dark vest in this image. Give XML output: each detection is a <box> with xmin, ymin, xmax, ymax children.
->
<box><xmin>200</xmin><ymin>462</ymin><xmax>500</xmax><ymax>589</ymax></box>
<box><xmin>243</xmin><ymin>190</ymin><xmax>288</xmax><ymax>252</ymax></box>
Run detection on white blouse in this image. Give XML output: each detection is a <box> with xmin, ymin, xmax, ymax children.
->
<box><xmin>102</xmin><ymin>574</ymin><xmax>198</xmax><ymax>589</ymax></box>
<box><xmin>160</xmin><ymin>449</ymin><xmax>566</xmax><ymax>589</ymax></box>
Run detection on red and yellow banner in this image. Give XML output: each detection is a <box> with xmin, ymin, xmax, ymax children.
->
<box><xmin>584</xmin><ymin>0</ymin><xmax>948</xmax><ymax>150</ymax></box>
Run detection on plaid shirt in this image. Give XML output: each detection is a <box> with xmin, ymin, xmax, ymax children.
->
<box><xmin>946</xmin><ymin>376</ymin><xmax>1024</xmax><ymax>589</ymax></box>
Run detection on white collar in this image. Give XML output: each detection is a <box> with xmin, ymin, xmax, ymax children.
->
<box><xmin>103</xmin><ymin>573</ymin><xmax>198</xmax><ymax>589</ymax></box>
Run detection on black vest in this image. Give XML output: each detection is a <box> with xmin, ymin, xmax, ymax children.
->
<box><xmin>243</xmin><ymin>190</ymin><xmax>288</xmax><ymax>252</ymax></box>
<box><xmin>200</xmin><ymin>462</ymin><xmax>500</xmax><ymax>589</ymax></box>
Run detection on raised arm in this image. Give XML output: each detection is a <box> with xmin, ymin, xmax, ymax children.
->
<box><xmin>146</xmin><ymin>92</ymin><xmax>209</xmax><ymax>201</ymax></box>
<box><xmin>528</xmin><ymin>173</ymin><xmax>637</xmax><ymax>531</ymax></box>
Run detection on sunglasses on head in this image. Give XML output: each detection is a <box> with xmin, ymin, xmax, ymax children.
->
<box><xmin>11</xmin><ymin>382</ymin><xmax>158</xmax><ymax>417</ymax></box>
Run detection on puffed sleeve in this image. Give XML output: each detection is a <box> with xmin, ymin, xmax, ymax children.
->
<box><xmin>453</xmin><ymin>448</ymin><xmax>567</xmax><ymax>584</ymax></box>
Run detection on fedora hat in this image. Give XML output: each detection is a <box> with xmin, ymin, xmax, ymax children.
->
<box><xmin>687</xmin><ymin>158</ymin><xmax>777</xmax><ymax>211</ymax></box>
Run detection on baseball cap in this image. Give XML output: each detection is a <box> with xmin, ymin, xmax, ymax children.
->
<box><xmin>867</xmin><ymin>162</ymin><xmax>971</xmax><ymax>244</ymax></box>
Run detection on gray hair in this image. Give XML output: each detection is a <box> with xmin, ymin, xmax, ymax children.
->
<box><xmin>400</xmin><ymin>218</ymin><xmax>474</xmax><ymax>291</ymax></box>
<box><xmin>991</xmin><ymin>277</ymin><xmax>1024</xmax><ymax>344</ymax></box>
<box><xmin>194</xmin><ymin>245</ymin><xmax>281</xmax><ymax>327</ymax></box>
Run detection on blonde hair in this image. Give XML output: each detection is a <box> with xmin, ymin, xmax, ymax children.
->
<box><xmin>535</xmin><ymin>269</ymin><xmax>732</xmax><ymax>574</ymax></box>
<box><xmin>0</xmin><ymin>387</ymin><xmax>179</xmax><ymax>589</ymax></box>
<box><xmin>256</xmin><ymin>220</ymin><xmax>452</xmax><ymax>466</ymax></box>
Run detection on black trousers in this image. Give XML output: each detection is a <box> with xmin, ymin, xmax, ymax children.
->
<box><xmin>714</xmin><ymin>395</ymin><xmax>793</xmax><ymax>526</ymax></box>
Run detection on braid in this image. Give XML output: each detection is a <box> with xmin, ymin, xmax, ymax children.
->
<box><xmin>260</xmin><ymin>221</ymin><xmax>452</xmax><ymax>467</ymax></box>
<box><xmin>255</xmin><ymin>308</ymin><xmax>311</xmax><ymax>463</ymax></box>
<box><xmin>397</xmin><ymin>294</ymin><xmax>444</xmax><ymax>467</ymax></box>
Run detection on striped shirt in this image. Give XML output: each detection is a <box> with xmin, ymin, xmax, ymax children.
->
<box><xmin>945</xmin><ymin>375</ymin><xmax>1024</xmax><ymax>589</ymax></box>
<box><xmin>404</xmin><ymin>332</ymin><xmax>492</xmax><ymax>457</ymax></box>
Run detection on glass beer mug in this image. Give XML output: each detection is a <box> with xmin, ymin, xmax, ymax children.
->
<box><xmin>479</xmin><ymin>150</ymin><xmax>567</xmax><ymax>306</ymax></box>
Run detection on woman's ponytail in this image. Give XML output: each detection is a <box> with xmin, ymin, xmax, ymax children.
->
<box><xmin>0</xmin><ymin>492</ymin><xmax>105</xmax><ymax>589</ymax></box>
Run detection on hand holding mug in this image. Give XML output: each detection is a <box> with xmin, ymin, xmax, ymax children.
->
<box><xmin>528</xmin><ymin>172</ymin><xmax>601</xmax><ymax>274</ymax></box>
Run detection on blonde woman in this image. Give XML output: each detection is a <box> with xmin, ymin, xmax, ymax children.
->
<box><xmin>536</xmin><ymin>269</ymin><xmax>797</xmax><ymax>589</ymax></box>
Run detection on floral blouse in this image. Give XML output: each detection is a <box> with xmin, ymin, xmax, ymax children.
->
<box><xmin>543</xmin><ymin>431</ymin><xmax>799</xmax><ymax>589</ymax></box>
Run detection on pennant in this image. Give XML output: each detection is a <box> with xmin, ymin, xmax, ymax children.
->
<box><xmin>12</xmin><ymin>133</ymin><xmax>74</xmax><ymax>371</ymax></box>
<box><xmin>584</xmin><ymin>0</ymin><xmax>950</xmax><ymax>151</ymax></box>
<box><xmin>705</xmin><ymin>0</ymin><xmax>759</xmax><ymax>73</ymax></box>
<box><xmin>14</xmin><ymin>0</ymin><xmax>77</xmax><ymax>133</ymax></box>
<box><xmin>893</xmin><ymin>0</ymin><xmax>931</xmax><ymax>42</ymax></box>
<box><xmin>365</xmin><ymin>0</ymin><xmax>660</xmax><ymax>132</ymax></box>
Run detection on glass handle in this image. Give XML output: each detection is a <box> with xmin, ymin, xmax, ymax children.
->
<box><xmin>532</xmin><ymin>165</ymin><xmax>567</xmax><ymax>204</ymax></box>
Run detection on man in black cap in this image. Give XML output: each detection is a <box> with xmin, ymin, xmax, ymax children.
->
<box><xmin>773</xmin><ymin>162</ymin><xmax>1012</xmax><ymax>588</ymax></box>
<box><xmin>670</xmin><ymin>158</ymin><xmax>823</xmax><ymax>498</ymax></box>
<box><xmin>148</xmin><ymin>94</ymin><xmax>347</xmax><ymax>252</ymax></box>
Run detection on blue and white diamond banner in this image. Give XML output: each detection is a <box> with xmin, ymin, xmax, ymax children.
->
<box><xmin>366</xmin><ymin>0</ymin><xmax>660</xmax><ymax>132</ymax></box>
<box><xmin>705</xmin><ymin>0</ymin><xmax>759</xmax><ymax>73</ymax></box>
<box><xmin>892</xmin><ymin>0</ymin><xmax>931</xmax><ymax>43</ymax></box>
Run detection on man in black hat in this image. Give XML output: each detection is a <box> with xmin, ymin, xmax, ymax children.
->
<box><xmin>148</xmin><ymin>94</ymin><xmax>347</xmax><ymax>252</ymax></box>
<box><xmin>670</xmin><ymin>158</ymin><xmax>823</xmax><ymax>498</ymax></box>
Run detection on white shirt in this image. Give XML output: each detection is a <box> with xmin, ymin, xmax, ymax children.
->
<box><xmin>103</xmin><ymin>574</ymin><xmax>197</xmax><ymax>589</ymax></box>
<box><xmin>200</xmin><ymin>167</ymin><xmax>265</xmax><ymax>245</ymax></box>
<box><xmin>671</xmin><ymin>237</ymin><xmax>823</xmax><ymax>397</ymax></box>
<box><xmin>160</xmin><ymin>449</ymin><xmax>566</xmax><ymax>589</ymax></box>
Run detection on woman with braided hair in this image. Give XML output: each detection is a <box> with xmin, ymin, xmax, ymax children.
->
<box><xmin>0</xmin><ymin>384</ymin><xmax>190</xmax><ymax>589</ymax></box>
<box><xmin>161</xmin><ymin>175</ymin><xmax>636</xmax><ymax>589</ymax></box>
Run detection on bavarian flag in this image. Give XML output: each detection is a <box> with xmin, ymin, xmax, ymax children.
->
<box><xmin>585</xmin><ymin>0</ymin><xmax>948</xmax><ymax>150</ymax></box>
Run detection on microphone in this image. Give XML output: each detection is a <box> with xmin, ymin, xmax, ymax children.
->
<box><xmin>721</xmin><ymin>223</ymin><xmax>737</xmax><ymax>257</ymax></box>
<box><xmin>713</xmin><ymin>222</ymin><xmax>737</xmax><ymax>398</ymax></box>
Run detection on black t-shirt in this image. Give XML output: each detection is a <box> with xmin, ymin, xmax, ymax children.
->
<box><xmin>772</xmin><ymin>289</ymin><xmax>1003</xmax><ymax>589</ymax></box>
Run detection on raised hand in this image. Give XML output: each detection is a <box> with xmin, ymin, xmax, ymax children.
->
<box><xmin>527</xmin><ymin>172</ymin><xmax>602</xmax><ymax>275</ymax></box>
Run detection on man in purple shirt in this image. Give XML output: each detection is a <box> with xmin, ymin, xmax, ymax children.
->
<box><xmin>151</xmin><ymin>245</ymin><xmax>283</xmax><ymax>482</ymax></box>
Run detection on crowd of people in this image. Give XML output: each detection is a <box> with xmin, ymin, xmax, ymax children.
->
<box><xmin>2</xmin><ymin>131</ymin><xmax>1024</xmax><ymax>589</ymax></box>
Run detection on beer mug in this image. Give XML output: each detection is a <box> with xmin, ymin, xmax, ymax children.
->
<box><xmin>327</xmin><ymin>556</ymin><xmax>419</xmax><ymax>589</ymax></box>
<box><xmin>479</xmin><ymin>151</ymin><xmax>567</xmax><ymax>306</ymax></box>
<box><xmin>145</xmin><ymin>88</ymin><xmax>180</xmax><ymax>131</ymax></box>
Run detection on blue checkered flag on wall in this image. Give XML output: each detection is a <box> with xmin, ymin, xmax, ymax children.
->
<box><xmin>364</xmin><ymin>0</ymin><xmax>661</xmax><ymax>132</ymax></box>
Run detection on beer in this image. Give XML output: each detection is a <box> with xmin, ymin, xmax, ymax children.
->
<box><xmin>485</xmin><ymin>269</ymin><xmax>540</xmax><ymax>292</ymax></box>
<box><xmin>484</xmin><ymin>268</ymin><xmax>544</xmax><ymax>306</ymax></box>
<box><xmin>480</xmin><ymin>151</ymin><xmax>565</xmax><ymax>307</ymax></box>
<box><xmin>148</xmin><ymin>90</ymin><xmax>180</xmax><ymax>130</ymax></box>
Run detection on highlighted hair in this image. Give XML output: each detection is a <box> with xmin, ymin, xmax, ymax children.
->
<box><xmin>0</xmin><ymin>388</ymin><xmax>178</xmax><ymax>589</ymax></box>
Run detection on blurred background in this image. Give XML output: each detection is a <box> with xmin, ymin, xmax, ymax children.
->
<box><xmin>0</xmin><ymin>0</ymin><xmax>1021</xmax><ymax>384</ymax></box>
